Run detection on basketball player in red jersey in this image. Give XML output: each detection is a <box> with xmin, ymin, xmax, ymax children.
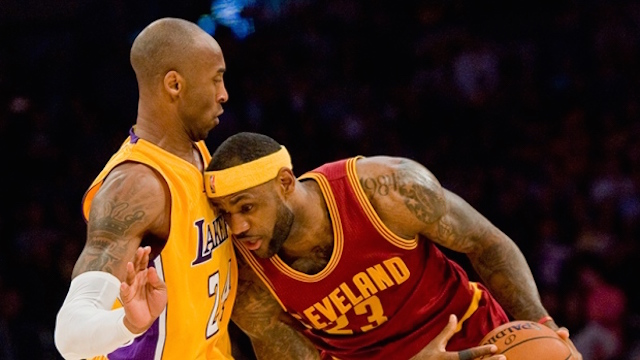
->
<box><xmin>205</xmin><ymin>132</ymin><xmax>582</xmax><ymax>360</ymax></box>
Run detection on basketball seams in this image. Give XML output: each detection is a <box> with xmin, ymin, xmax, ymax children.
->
<box><xmin>480</xmin><ymin>320</ymin><xmax>575</xmax><ymax>359</ymax></box>
<box><xmin>500</xmin><ymin>336</ymin><xmax>572</xmax><ymax>356</ymax></box>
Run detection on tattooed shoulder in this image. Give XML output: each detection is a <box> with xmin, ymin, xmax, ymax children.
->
<box><xmin>359</xmin><ymin>157</ymin><xmax>445</xmax><ymax>225</ymax></box>
<box><xmin>76</xmin><ymin>169</ymin><xmax>162</xmax><ymax>275</ymax></box>
<box><xmin>358</xmin><ymin>157</ymin><xmax>406</xmax><ymax>201</ymax></box>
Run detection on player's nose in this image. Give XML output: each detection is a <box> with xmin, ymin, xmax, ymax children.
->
<box><xmin>227</xmin><ymin>214</ymin><xmax>249</xmax><ymax>235</ymax></box>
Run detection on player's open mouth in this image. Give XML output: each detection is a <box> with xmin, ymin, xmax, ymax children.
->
<box><xmin>243</xmin><ymin>239</ymin><xmax>262</xmax><ymax>251</ymax></box>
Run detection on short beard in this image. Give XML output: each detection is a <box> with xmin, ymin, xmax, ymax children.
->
<box><xmin>261</xmin><ymin>199</ymin><xmax>294</xmax><ymax>258</ymax></box>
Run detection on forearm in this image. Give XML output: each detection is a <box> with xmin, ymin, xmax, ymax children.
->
<box><xmin>232</xmin><ymin>295</ymin><xmax>320</xmax><ymax>360</ymax></box>
<box><xmin>54</xmin><ymin>271</ymin><xmax>140</xmax><ymax>359</ymax></box>
<box><xmin>469</xmin><ymin>235</ymin><xmax>549</xmax><ymax>324</ymax></box>
<box><xmin>233</xmin><ymin>259</ymin><xmax>321</xmax><ymax>360</ymax></box>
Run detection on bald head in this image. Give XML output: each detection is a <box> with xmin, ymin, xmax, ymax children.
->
<box><xmin>130</xmin><ymin>17</ymin><xmax>221</xmax><ymax>87</ymax></box>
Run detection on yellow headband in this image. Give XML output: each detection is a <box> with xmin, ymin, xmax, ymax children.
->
<box><xmin>205</xmin><ymin>146</ymin><xmax>292</xmax><ymax>198</ymax></box>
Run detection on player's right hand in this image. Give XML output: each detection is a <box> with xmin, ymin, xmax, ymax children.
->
<box><xmin>120</xmin><ymin>246</ymin><xmax>168</xmax><ymax>334</ymax></box>
<box><xmin>556</xmin><ymin>327</ymin><xmax>583</xmax><ymax>360</ymax></box>
<box><xmin>409</xmin><ymin>314</ymin><xmax>506</xmax><ymax>360</ymax></box>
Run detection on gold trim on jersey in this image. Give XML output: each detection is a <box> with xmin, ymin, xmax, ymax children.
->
<box><xmin>269</xmin><ymin>172</ymin><xmax>344</xmax><ymax>282</ymax></box>
<box><xmin>456</xmin><ymin>282</ymin><xmax>483</xmax><ymax>333</ymax></box>
<box><xmin>346</xmin><ymin>157</ymin><xmax>419</xmax><ymax>250</ymax></box>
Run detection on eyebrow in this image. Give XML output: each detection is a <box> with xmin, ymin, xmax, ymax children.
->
<box><xmin>228</xmin><ymin>193</ymin><xmax>250</xmax><ymax>206</ymax></box>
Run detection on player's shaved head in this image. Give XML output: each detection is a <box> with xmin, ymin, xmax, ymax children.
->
<box><xmin>130</xmin><ymin>17</ymin><xmax>221</xmax><ymax>87</ymax></box>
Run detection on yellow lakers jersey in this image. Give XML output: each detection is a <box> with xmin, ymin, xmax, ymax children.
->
<box><xmin>82</xmin><ymin>134</ymin><xmax>237</xmax><ymax>360</ymax></box>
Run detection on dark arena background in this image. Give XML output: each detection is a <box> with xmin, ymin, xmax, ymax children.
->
<box><xmin>1</xmin><ymin>0</ymin><xmax>640</xmax><ymax>359</ymax></box>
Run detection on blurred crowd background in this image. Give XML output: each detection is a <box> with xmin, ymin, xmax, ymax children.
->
<box><xmin>1</xmin><ymin>0</ymin><xmax>640</xmax><ymax>359</ymax></box>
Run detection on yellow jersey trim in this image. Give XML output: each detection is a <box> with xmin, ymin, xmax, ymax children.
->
<box><xmin>346</xmin><ymin>157</ymin><xmax>418</xmax><ymax>250</ymax></box>
<box><xmin>455</xmin><ymin>282</ymin><xmax>483</xmax><ymax>333</ymax></box>
<box><xmin>268</xmin><ymin>172</ymin><xmax>344</xmax><ymax>282</ymax></box>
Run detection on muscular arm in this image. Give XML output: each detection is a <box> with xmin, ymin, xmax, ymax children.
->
<box><xmin>231</xmin><ymin>256</ymin><xmax>320</xmax><ymax>360</ymax></box>
<box><xmin>55</xmin><ymin>162</ymin><xmax>171</xmax><ymax>359</ymax></box>
<box><xmin>72</xmin><ymin>162</ymin><xmax>170</xmax><ymax>281</ymax></box>
<box><xmin>358</xmin><ymin>156</ymin><xmax>551</xmax><ymax>327</ymax></box>
<box><xmin>435</xmin><ymin>190</ymin><xmax>549</xmax><ymax>323</ymax></box>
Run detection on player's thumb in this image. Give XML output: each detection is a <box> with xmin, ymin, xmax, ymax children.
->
<box><xmin>434</xmin><ymin>314</ymin><xmax>458</xmax><ymax>345</ymax></box>
<box><xmin>147</xmin><ymin>267</ymin><xmax>166</xmax><ymax>289</ymax></box>
<box><xmin>555</xmin><ymin>327</ymin><xmax>570</xmax><ymax>340</ymax></box>
<box><xmin>120</xmin><ymin>282</ymin><xmax>131</xmax><ymax>301</ymax></box>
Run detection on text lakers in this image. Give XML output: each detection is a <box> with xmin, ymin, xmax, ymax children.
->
<box><xmin>294</xmin><ymin>256</ymin><xmax>410</xmax><ymax>334</ymax></box>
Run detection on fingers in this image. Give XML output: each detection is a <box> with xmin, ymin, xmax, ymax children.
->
<box><xmin>433</xmin><ymin>314</ymin><xmax>458</xmax><ymax>345</ymax></box>
<box><xmin>139</xmin><ymin>246</ymin><xmax>151</xmax><ymax>270</ymax></box>
<box><xmin>121</xmin><ymin>261</ymin><xmax>136</xmax><ymax>300</ymax></box>
<box><xmin>120</xmin><ymin>281</ymin><xmax>130</xmax><ymax>301</ymax></box>
<box><xmin>458</xmin><ymin>349</ymin><xmax>474</xmax><ymax>360</ymax></box>
<box><xmin>132</xmin><ymin>246</ymin><xmax>151</xmax><ymax>271</ymax></box>
<box><xmin>132</xmin><ymin>247</ymin><xmax>143</xmax><ymax>268</ymax></box>
<box><xmin>121</xmin><ymin>267</ymin><xmax>148</xmax><ymax>302</ymax></box>
<box><xmin>457</xmin><ymin>345</ymin><xmax>502</xmax><ymax>360</ymax></box>
<box><xmin>125</xmin><ymin>260</ymin><xmax>136</xmax><ymax>285</ymax></box>
<box><xmin>126</xmin><ymin>246</ymin><xmax>151</xmax><ymax>285</ymax></box>
<box><xmin>555</xmin><ymin>327</ymin><xmax>569</xmax><ymax>340</ymax></box>
<box><xmin>147</xmin><ymin>266</ymin><xmax>167</xmax><ymax>290</ymax></box>
<box><xmin>555</xmin><ymin>328</ymin><xmax>582</xmax><ymax>360</ymax></box>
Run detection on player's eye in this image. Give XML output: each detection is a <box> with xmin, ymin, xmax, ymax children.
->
<box><xmin>216</xmin><ymin>208</ymin><xmax>228</xmax><ymax>217</ymax></box>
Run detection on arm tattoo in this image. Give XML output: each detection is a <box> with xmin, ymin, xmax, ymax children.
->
<box><xmin>92</xmin><ymin>202</ymin><xmax>144</xmax><ymax>236</ymax></box>
<box><xmin>234</xmin><ymin>261</ymin><xmax>319</xmax><ymax>359</ymax></box>
<box><xmin>472</xmin><ymin>240</ymin><xmax>544</xmax><ymax>320</ymax></box>
<box><xmin>360</xmin><ymin>166</ymin><xmax>442</xmax><ymax>225</ymax></box>
<box><xmin>77</xmin><ymin>200</ymin><xmax>145</xmax><ymax>273</ymax></box>
<box><xmin>359</xmin><ymin>173</ymin><xmax>399</xmax><ymax>200</ymax></box>
<box><xmin>396</xmin><ymin>176</ymin><xmax>442</xmax><ymax>224</ymax></box>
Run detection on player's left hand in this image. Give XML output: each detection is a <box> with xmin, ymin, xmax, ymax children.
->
<box><xmin>409</xmin><ymin>314</ymin><xmax>506</xmax><ymax>360</ymax></box>
<box><xmin>120</xmin><ymin>246</ymin><xmax>168</xmax><ymax>334</ymax></box>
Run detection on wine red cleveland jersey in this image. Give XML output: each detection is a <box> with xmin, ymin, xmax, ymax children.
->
<box><xmin>234</xmin><ymin>157</ymin><xmax>508</xmax><ymax>359</ymax></box>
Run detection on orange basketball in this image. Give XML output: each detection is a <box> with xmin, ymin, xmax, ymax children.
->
<box><xmin>478</xmin><ymin>320</ymin><xmax>576</xmax><ymax>360</ymax></box>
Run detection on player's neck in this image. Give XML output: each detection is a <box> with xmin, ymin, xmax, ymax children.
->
<box><xmin>280</xmin><ymin>244</ymin><xmax>333</xmax><ymax>275</ymax></box>
<box><xmin>279</xmin><ymin>180</ymin><xmax>334</xmax><ymax>274</ymax></box>
<box><xmin>279</xmin><ymin>221</ymin><xmax>333</xmax><ymax>275</ymax></box>
<box><xmin>133</xmin><ymin>119</ymin><xmax>201</xmax><ymax>168</ymax></box>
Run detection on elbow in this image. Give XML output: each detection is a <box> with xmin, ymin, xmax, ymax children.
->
<box><xmin>54</xmin><ymin>333</ymin><xmax>72</xmax><ymax>360</ymax></box>
<box><xmin>54</xmin><ymin>309</ymin><xmax>80</xmax><ymax>360</ymax></box>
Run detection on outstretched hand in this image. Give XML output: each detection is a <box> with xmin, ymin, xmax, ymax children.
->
<box><xmin>120</xmin><ymin>246</ymin><xmax>168</xmax><ymax>334</ymax></box>
<box><xmin>410</xmin><ymin>314</ymin><xmax>506</xmax><ymax>360</ymax></box>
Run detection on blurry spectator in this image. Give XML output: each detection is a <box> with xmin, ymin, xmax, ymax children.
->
<box><xmin>452</xmin><ymin>35</ymin><xmax>501</xmax><ymax>107</ymax></box>
<box><xmin>568</xmin><ymin>253</ymin><xmax>628</xmax><ymax>360</ymax></box>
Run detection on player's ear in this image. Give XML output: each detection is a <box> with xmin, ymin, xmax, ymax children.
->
<box><xmin>164</xmin><ymin>70</ymin><xmax>183</xmax><ymax>98</ymax></box>
<box><xmin>276</xmin><ymin>167</ymin><xmax>296</xmax><ymax>194</ymax></box>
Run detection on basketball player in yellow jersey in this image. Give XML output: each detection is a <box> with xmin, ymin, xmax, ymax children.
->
<box><xmin>54</xmin><ymin>17</ymin><xmax>237</xmax><ymax>360</ymax></box>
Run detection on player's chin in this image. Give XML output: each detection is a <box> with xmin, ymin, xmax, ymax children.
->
<box><xmin>201</xmin><ymin>118</ymin><xmax>220</xmax><ymax>137</ymax></box>
<box><xmin>253</xmin><ymin>249</ymin><xmax>270</xmax><ymax>259</ymax></box>
<box><xmin>254</xmin><ymin>245</ymin><xmax>275</xmax><ymax>259</ymax></box>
